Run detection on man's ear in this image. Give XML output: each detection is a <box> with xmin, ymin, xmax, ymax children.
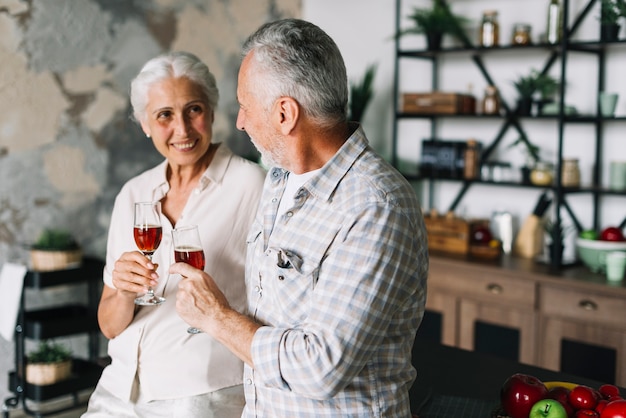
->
<box><xmin>274</xmin><ymin>96</ymin><xmax>299</xmax><ymax>135</ymax></box>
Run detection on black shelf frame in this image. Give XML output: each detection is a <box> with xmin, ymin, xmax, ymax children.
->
<box><xmin>2</xmin><ymin>257</ymin><xmax>105</xmax><ymax>418</ymax></box>
<box><xmin>392</xmin><ymin>0</ymin><xmax>626</xmax><ymax>268</ymax></box>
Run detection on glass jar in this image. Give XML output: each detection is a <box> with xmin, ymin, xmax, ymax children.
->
<box><xmin>530</xmin><ymin>162</ymin><xmax>554</xmax><ymax>186</ymax></box>
<box><xmin>512</xmin><ymin>24</ymin><xmax>532</xmax><ymax>46</ymax></box>
<box><xmin>479</xmin><ymin>10</ymin><xmax>499</xmax><ymax>47</ymax></box>
<box><xmin>546</xmin><ymin>0</ymin><xmax>562</xmax><ymax>44</ymax></box>
<box><xmin>482</xmin><ymin>85</ymin><xmax>500</xmax><ymax>115</ymax></box>
<box><xmin>561</xmin><ymin>158</ymin><xmax>580</xmax><ymax>187</ymax></box>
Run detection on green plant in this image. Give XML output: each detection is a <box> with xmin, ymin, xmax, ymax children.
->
<box><xmin>32</xmin><ymin>229</ymin><xmax>79</xmax><ymax>251</ymax></box>
<box><xmin>535</xmin><ymin>73</ymin><xmax>560</xmax><ymax>100</ymax></box>
<box><xmin>27</xmin><ymin>341</ymin><xmax>72</xmax><ymax>364</ymax></box>
<box><xmin>512</xmin><ymin>74</ymin><xmax>537</xmax><ymax>99</ymax></box>
<box><xmin>397</xmin><ymin>0</ymin><xmax>472</xmax><ymax>46</ymax></box>
<box><xmin>543</xmin><ymin>218</ymin><xmax>574</xmax><ymax>244</ymax></box>
<box><xmin>599</xmin><ymin>0</ymin><xmax>626</xmax><ymax>25</ymax></box>
<box><xmin>509</xmin><ymin>136</ymin><xmax>542</xmax><ymax>166</ymax></box>
<box><xmin>512</xmin><ymin>69</ymin><xmax>559</xmax><ymax>100</ymax></box>
<box><xmin>349</xmin><ymin>64</ymin><xmax>377</xmax><ymax>122</ymax></box>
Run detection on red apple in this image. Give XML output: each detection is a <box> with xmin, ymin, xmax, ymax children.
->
<box><xmin>471</xmin><ymin>224</ymin><xmax>493</xmax><ymax>244</ymax></box>
<box><xmin>601</xmin><ymin>399</ymin><xmax>626</xmax><ymax>418</ymax></box>
<box><xmin>600</xmin><ymin>385</ymin><xmax>622</xmax><ymax>400</ymax></box>
<box><xmin>530</xmin><ymin>399</ymin><xmax>569</xmax><ymax>418</ymax></box>
<box><xmin>600</xmin><ymin>227</ymin><xmax>626</xmax><ymax>242</ymax></box>
<box><xmin>501</xmin><ymin>373</ymin><xmax>549</xmax><ymax>418</ymax></box>
<box><xmin>549</xmin><ymin>386</ymin><xmax>575</xmax><ymax>417</ymax></box>
<box><xmin>576</xmin><ymin>410</ymin><xmax>600</xmax><ymax>418</ymax></box>
<box><xmin>570</xmin><ymin>385</ymin><xmax>600</xmax><ymax>411</ymax></box>
<box><xmin>597</xmin><ymin>400</ymin><xmax>610</xmax><ymax>415</ymax></box>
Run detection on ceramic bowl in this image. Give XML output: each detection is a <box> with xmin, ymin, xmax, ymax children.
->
<box><xmin>575</xmin><ymin>237</ymin><xmax>626</xmax><ymax>273</ymax></box>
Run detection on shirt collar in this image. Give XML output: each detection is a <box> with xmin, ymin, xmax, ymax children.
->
<box><xmin>268</xmin><ymin>123</ymin><xmax>368</xmax><ymax>203</ymax></box>
<box><xmin>153</xmin><ymin>142</ymin><xmax>231</xmax><ymax>198</ymax></box>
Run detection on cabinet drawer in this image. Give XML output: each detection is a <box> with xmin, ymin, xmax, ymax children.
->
<box><xmin>429</xmin><ymin>262</ymin><xmax>536</xmax><ymax>307</ymax></box>
<box><xmin>540</xmin><ymin>284</ymin><xmax>626</xmax><ymax>329</ymax></box>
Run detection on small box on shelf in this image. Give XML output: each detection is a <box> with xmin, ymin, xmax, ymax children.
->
<box><xmin>402</xmin><ymin>92</ymin><xmax>476</xmax><ymax>115</ymax></box>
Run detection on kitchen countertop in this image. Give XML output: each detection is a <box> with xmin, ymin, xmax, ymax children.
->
<box><xmin>429</xmin><ymin>251</ymin><xmax>626</xmax><ymax>294</ymax></box>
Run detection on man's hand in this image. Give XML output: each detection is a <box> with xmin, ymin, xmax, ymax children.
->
<box><xmin>172</xmin><ymin>262</ymin><xmax>231</xmax><ymax>334</ymax></box>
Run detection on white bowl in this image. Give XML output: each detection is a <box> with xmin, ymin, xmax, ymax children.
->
<box><xmin>575</xmin><ymin>237</ymin><xmax>626</xmax><ymax>273</ymax></box>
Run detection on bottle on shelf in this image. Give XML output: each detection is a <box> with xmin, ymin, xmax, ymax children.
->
<box><xmin>546</xmin><ymin>0</ymin><xmax>562</xmax><ymax>44</ymax></box>
<box><xmin>482</xmin><ymin>85</ymin><xmax>501</xmax><ymax>115</ymax></box>
<box><xmin>464</xmin><ymin>139</ymin><xmax>480</xmax><ymax>180</ymax></box>
<box><xmin>479</xmin><ymin>10</ymin><xmax>499</xmax><ymax>47</ymax></box>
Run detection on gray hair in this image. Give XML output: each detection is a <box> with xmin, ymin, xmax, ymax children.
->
<box><xmin>130</xmin><ymin>51</ymin><xmax>219</xmax><ymax>123</ymax></box>
<box><xmin>241</xmin><ymin>19</ymin><xmax>348</xmax><ymax>127</ymax></box>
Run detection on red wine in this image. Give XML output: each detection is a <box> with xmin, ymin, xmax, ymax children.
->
<box><xmin>174</xmin><ymin>246</ymin><xmax>205</xmax><ymax>270</ymax></box>
<box><xmin>134</xmin><ymin>225</ymin><xmax>163</xmax><ymax>255</ymax></box>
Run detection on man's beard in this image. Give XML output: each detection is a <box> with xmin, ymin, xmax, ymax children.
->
<box><xmin>250</xmin><ymin>135</ymin><xmax>287</xmax><ymax>169</ymax></box>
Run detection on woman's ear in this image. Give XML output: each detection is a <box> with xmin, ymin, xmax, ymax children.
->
<box><xmin>140</xmin><ymin>120</ymin><xmax>151</xmax><ymax>138</ymax></box>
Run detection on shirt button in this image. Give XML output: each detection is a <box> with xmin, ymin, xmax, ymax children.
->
<box><xmin>286</xmin><ymin>211</ymin><xmax>293</xmax><ymax>217</ymax></box>
<box><xmin>272</xmin><ymin>198</ymin><xmax>278</xmax><ymax>203</ymax></box>
<box><xmin>246</xmin><ymin>378</ymin><xmax>253</xmax><ymax>385</ymax></box>
<box><xmin>278</xmin><ymin>276</ymin><xmax>284</xmax><ymax>281</ymax></box>
<box><xmin>254</xmin><ymin>285</ymin><xmax>260</xmax><ymax>292</ymax></box>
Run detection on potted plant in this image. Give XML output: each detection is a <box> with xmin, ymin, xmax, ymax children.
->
<box><xmin>512</xmin><ymin>69</ymin><xmax>559</xmax><ymax>115</ymax></box>
<box><xmin>543</xmin><ymin>218</ymin><xmax>574</xmax><ymax>263</ymax></box>
<box><xmin>30</xmin><ymin>228</ymin><xmax>82</xmax><ymax>271</ymax></box>
<box><xmin>599</xmin><ymin>0</ymin><xmax>625</xmax><ymax>41</ymax></box>
<box><xmin>397</xmin><ymin>0</ymin><xmax>472</xmax><ymax>50</ymax></box>
<box><xmin>534</xmin><ymin>71</ymin><xmax>560</xmax><ymax>113</ymax></box>
<box><xmin>349</xmin><ymin>63</ymin><xmax>377</xmax><ymax>123</ymax></box>
<box><xmin>26</xmin><ymin>341</ymin><xmax>73</xmax><ymax>385</ymax></box>
<box><xmin>508</xmin><ymin>136</ymin><xmax>542</xmax><ymax>184</ymax></box>
<box><xmin>512</xmin><ymin>73</ymin><xmax>537</xmax><ymax>115</ymax></box>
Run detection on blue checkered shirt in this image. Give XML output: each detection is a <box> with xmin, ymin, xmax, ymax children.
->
<box><xmin>243</xmin><ymin>125</ymin><xmax>429</xmax><ymax>417</ymax></box>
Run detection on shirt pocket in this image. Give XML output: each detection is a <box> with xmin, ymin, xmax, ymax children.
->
<box><xmin>264</xmin><ymin>247</ymin><xmax>321</xmax><ymax>327</ymax></box>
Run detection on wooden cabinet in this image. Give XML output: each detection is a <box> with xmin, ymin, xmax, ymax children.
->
<box><xmin>428</xmin><ymin>256</ymin><xmax>538</xmax><ymax>364</ymax></box>
<box><xmin>425</xmin><ymin>254</ymin><xmax>626</xmax><ymax>386</ymax></box>
<box><xmin>538</xmin><ymin>284</ymin><xmax>626</xmax><ymax>386</ymax></box>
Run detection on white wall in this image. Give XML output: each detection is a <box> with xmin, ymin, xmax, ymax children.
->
<box><xmin>304</xmin><ymin>0</ymin><xmax>626</xmax><ymax>258</ymax></box>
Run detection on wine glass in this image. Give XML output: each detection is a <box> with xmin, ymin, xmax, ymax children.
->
<box><xmin>133</xmin><ymin>201</ymin><xmax>165</xmax><ymax>306</ymax></box>
<box><xmin>172</xmin><ymin>225</ymin><xmax>206</xmax><ymax>334</ymax></box>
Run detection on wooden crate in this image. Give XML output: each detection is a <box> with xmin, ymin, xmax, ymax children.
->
<box><xmin>402</xmin><ymin>92</ymin><xmax>476</xmax><ymax>115</ymax></box>
<box><xmin>424</xmin><ymin>212</ymin><xmax>470</xmax><ymax>255</ymax></box>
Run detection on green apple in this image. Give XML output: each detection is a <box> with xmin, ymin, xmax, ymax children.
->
<box><xmin>529</xmin><ymin>399</ymin><xmax>568</xmax><ymax>418</ymax></box>
<box><xmin>579</xmin><ymin>229</ymin><xmax>599</xmax><ymax>240</ymax></box>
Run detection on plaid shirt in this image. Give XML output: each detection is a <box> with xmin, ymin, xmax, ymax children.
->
<box><xmin>243</xmin><ymin>126</ymin><xmax>429</xmax><ymax>417</ymax></box>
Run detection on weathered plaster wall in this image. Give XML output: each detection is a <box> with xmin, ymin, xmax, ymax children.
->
<box><xmin>0</xmin><ymin>0</ymin><xmax>300</xmax><ymax>405</ymax></box>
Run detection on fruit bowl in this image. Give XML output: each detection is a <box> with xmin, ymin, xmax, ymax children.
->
<box><xmin>576</xmin><ymin>237</ymin><xmax>626</xmax><ymax>273</ymax></box>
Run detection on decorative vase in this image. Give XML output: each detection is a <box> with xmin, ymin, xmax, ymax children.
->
<box><xmin>426</xmin><ymin>32</ymin><xmax>443</xmax><ymax>51</ymax></box>
<box><xmin>600</xmin><ymin>23</ymin><xmax>620</xmax><ymax>42</ymax></box>
<box><xmin>515</xmin><ymin>98</ymin><xmax>533</xmax><ymax>116</ymax></box>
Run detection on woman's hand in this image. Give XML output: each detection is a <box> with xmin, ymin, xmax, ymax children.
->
<box><xmin>97</xmin><ymin>251</ymin><xmax>159</xmax><ymax>338</ymax></box>
<box><xmin>111</xmin><ymin>251</ymin><xmax>159</xmax><ymax>298</ymax></box>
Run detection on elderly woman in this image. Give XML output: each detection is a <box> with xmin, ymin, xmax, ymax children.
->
<box><xmin>82</xmin><ymin>51</ymin><xmax>266</xmax><ymax>417</ymax></box>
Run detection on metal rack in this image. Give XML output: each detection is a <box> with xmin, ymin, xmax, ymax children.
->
<box><xmin>2</xmin><ymin>257</ymin><xmax>105</xmax><ymax>418</ymax></box>
<box><xmin>391</xmin><ymin>0</ymin><xmax>626</xmax><ymax>268</ymax></box>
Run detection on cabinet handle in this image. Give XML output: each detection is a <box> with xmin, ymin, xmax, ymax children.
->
<box><xmin>578</xmin><ymin>299</ymin><xmax>598</xmax><ymax>311</ymax></box>
<box><xmin>486</xmin><ymin>283</ymin><xmax>503</xmax><ymax>294</ymax></box>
